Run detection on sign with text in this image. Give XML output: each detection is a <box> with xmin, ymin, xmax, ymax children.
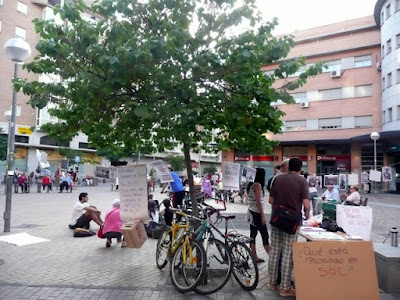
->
<box><xmin>109</xmin><ymin>166</ymin><xmax>117</xmax><ymax>184</ymax></box>
<box><xmin>241</xmin><ymin>165</ymin><xmax>256</xmax><ymax>182</ymax></box>
<box><xmin>336</xmin><ymin>205</ymin><xmax>373</xmax><ymax>241</ymax></box>
<box><xmin>18</xmin><ymin>126</ymin><xmax>32</xmax><ymax>135</ymax></box>
<box><xmin>95</xmin><ymin>166</ymin><xmax>110</xmax><ymax>179</ymax></box>
<box><xmin>293</xmin><ymin>241</ymin><xmax>379</xmax><ymax>300</ymax></box>
<box><xmin>148</xmin><ymin>160</ymin><xmax>173</xmax><ymax>183</ymax></box>
<box><xmin>222</xmin><ymin>162</ymin><xmax>240</xmax><ymax>190</ymax></box>
<box><xmin>119</xmin><ymin>165</ymin><xmax>149</xmax><ymax>223</ymax></box>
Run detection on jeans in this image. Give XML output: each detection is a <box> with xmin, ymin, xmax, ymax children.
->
<box><xmin>310</xmin><ymin>192</ymin><xmax>318</xmax><ymax>215</ymax></box>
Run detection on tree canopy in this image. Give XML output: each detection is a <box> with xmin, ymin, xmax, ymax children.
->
<box><xmin>18</xmin><ymin>0</ymin><xmax>322</xmax><ymax>214</ymax></box>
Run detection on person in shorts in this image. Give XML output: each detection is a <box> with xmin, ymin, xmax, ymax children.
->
<box><xmin>69</xmin><ymin>192</ymin><xmax>103</xmax><ymax>229</ymax></box>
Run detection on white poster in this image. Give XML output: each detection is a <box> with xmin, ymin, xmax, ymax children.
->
<box><xmin>222</xmin><ymin>162</ymin><xmax>241</xmax><ymax>190</ymax></box>
<box><xmin>361</xmin><ymin>172</ymin><xmax>369</xmax><ymax>184</ymax></box>
<box><xmin>323</xmin><ymin>174</ymin><xmax>338</xmax><ymax>187</ymax></box>
<box><xmin>369</xmin><ymin>169</ymin><xmax>381</xmax><ymax>182</ymax></box>
<box><xmin>308</xmin><ymin>176</ymin><xmax>322</xmax><ymax>188</ymax></box>
<box><xmin>348</xmin><ymin>173</ymin><xmax>359</xmax><ymax>186</ymax></box>
<box><xmin>242</xmin><ymin>165</ymin><xmax>256</xmax><ymax>182</ymax></box>
<box><xmin>148</xmin><ymin>160</ymin><xmax>173</xmax><ymax>183</ymax></box>
<box><xmin>109</xmin><ymin>166</ymin><xmax>117</xmax><ymax>184</ymax></box>
<box><xmin>336</xmin><ymin>205</ymin><xmax>373</xmax><ymax>241</ymax></box>
<box><xmin>382</xmin><ymin>166</ymin><xmax>393</xmax><ymax>182</ymax></box>
<box><xmin>119</xmin><ymin>164</ymin><xmax>149</xmax><ymax>223</ymax></box>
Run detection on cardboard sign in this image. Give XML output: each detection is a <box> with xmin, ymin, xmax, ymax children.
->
<box><xmin>293</xmin><ymin>241</ymin><xmax>379</xmax><ymax>300</ymax></box>
<box><xmin>222</xmin><ymin>162</ymin><xmax>240</xmax><ymax>190</ymax></box>
<box><xmin>119</xmin><ymin>165</ymin><xmax>149</xmax><ymax>222</ymax></box>
<box><xmin>336</xmin><ymin>205</ymin><xmax>373</xmax><ymax>241</ymax></box>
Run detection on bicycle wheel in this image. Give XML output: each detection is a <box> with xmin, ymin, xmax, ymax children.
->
<box><xmin>170</xmin><ymin>238</ymin><xmax>206</xmax><ymax>293</ymax></box>
<box><xmin>156</xmin><ymin>229</ymin><xmax>171</xmax><ymax>269</ymax></box>
<box><xmin>193</xmin><ymin>238</ymin><xmax>232</xmax><ymax>295</ymax></box>
<box><xmin>230</xmin><ymin>240</ymin><xmax>259</xmax><ymax>291</ymax></box>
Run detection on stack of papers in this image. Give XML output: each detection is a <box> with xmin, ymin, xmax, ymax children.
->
<box><xmin>300</xmin><ymin>226</ymin><xmax>326</xmax><ymax>232</ymax></box>
<box><xmin>303</xmin><ymin>231</ymin><xmax>346</xmax><ymax>240</ymax></box>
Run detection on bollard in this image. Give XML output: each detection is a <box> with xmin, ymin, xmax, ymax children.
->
<box><xmin>391</xmin><ymin>227</ymin><xmax>398</xmax><ymax>247</ymax></box>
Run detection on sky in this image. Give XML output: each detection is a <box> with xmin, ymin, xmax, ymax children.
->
<box><xmin>256</xmin><ymin>0</ymin><xmax>378</xmax><ymax>34</ymax></box>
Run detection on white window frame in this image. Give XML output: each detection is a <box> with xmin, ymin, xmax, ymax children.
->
<box><xmin>15</xmin><ymin>27</ymin><xmax>26</xmax><ymax>40</ymax></box>
<box><xmin>318</xmin><ymin>118</ymin><xmax>342</xmax><ymax>130</ymax></box>
<box><xmin>285</xmin><ymin>120</ymin><xmax>306</xmax><ymax>132</ymax></box>
<box><xmin>388</xmin><ymin>107</ymin><xmax>393</xmax><ymax>122</ymax></box>
<box><xmin>354</xmin><ymin>55</ymin><xmax>372</xmax><ymax>68</ymax></box>
<box><xmin>396</xmin><ymin>34</ymin><xmax>400</xmax><ymax>49</ymax></box>
<box><xmin>17</xmin><ymin>2</ymin><xmax>28</xmax><ymax>15</ymax></box>
<box><xmin>386</xmin><ymin>39</ymin><xmax>392</xmax><ymax>54</ymax></box>
<box><xmin>397</xmin><ymin>105</ymin><xmax>400</xmax><ymax>121</ymax></box>
<box><xmin>387</xmin><ymin>73</ymin><xmax>392</xmax><ymax>88</ymax></box>
<box><xmin>355</xmin><ymin>116</ymin><xmax>372</xmax><ymax>128</ymax></box>
<box><xmin>385</xmin><ymin>4</ymin><xmax>391</xmax><ymax>19</ymax></box>
<box><xmin>355</xmin><ymin>85</ymin><xmax>372</xmax><ymax>97</ymax></box>
<box><xmin>397</xmin><ymin>69</ymin><xmax>400</xmax><ymax>84</ymax></box>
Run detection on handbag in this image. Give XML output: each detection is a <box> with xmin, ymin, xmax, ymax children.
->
<box><xmin>97</xmin><ymin>225</ymin><xmax>104</xmax><ymax>238</ymax></box>
<box><xmin>270</xmin><ymin>204</ymin><xmax>301</xmax><ymax>234</ymax></box>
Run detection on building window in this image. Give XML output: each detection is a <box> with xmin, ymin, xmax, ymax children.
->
<box><xmin>323</xmin><ymin>60</ymin><xmax>341</xmax><ymax>73</ymax></box>
<box><xmin>318</xmin><ymin>88</ymin><xmax>342</xmax><ymax>101</ymax></box>
<box><xmin>355</xmin><ymin>85</ymin><xmax>372</xmax><ymax>97</ymax></box>
<box><xmin>285</xmin><ymin>120</ymin><xmax>306</xmax><ymax>131</ymax></box>
<box><xmin>290</xmin><ymin>65</ymin><xmax>306</xmax><ymax>77</ymax></box>
<box><xmin>355</xmin><ymin>116</ymin><xmax>372</xmax><ymax>128</ymax></box>
<box><xmin>17</xmin><ymin>2</ymin><xmax>28</xmax><ymax>15</ymax></box>
<box><xmin>291</xmin><ymin>92</ymin><xmax>307</xmax><ymax>103</ymax></box>
<box><xmin>318</xmin><ymin>118</ymin><xmax>341</xmax><ymax>130</ymax></box>
<box><xmin>388</xmin><ymin>108</ymin><xmax>393</xmax><ymax>122</ymax></box>
<box><xmin>381</xmin><ymin>45</ymin><xmax>385</xmax><ymax>57</ymax></box>
<box><xmin>396</xmin><ymin>0</ymin><xmax>400</xmax><ymax>11</ymax></box>
<box><xmin>386</xmin><ymin>39</ymin><xmax>392</xmax><ymax>54</ymax></box>
<box><xmin>382</xmin><ymin>77</ymin><xmax>386</xmax><ymax>90</ymax></box>
<box><xmin>40</xmin><ymin>136</ymin><xmax>69</xmax><ymax>147</ymax></box>
<box><xmin>385</xmin><ymin>4</ymin><xmax>391</xmax><ymax>19</ymax></box>
<box><xmin>0</xmin><ymin>0</ymin><xmax>3</xmax><ymax>5</ymax></box>
<box><xmin>381</xmin><ymin>11</ymin><xmax>384</xmax><ymax>25</ymax></box>
<box><xmin>387</xmin><ymin>73</ymin><xmax>392</xmax><ymax>87</ymax></box>
<box><xmin>43</xmin><ymin>7</ymin><xmax>55</xmax><ymax>21</ymax></box>
<box><xmin>396</xmin><ymin>34</ymin><xmax>400</xmax><ymax>48</ymax></box>
<box><xmin>397</xmin><ymin>69</ymin><xmax>400</xmax><ymax>83</ymax></box>
<box><xmin>354</xmin><ymin>55</ymin><xmax>372</xmax><ymax>68</ymax></box>
<box><xmin>383</xmin><ymin>111</ymin><xmax>385</xmax><ymax>124</ymax></box>
<box><xmin>397</xmin><ymin>106</ymin><xmax>400</xmax><ymax>120</ymax></box>
<box><xmin>79</xmin><ymin>142</ymin><xmax>96</xmax><ymax>150</ymax></box>
<box><xmin>15</xmin><ymin>27</ymin><xmax>26</xmax><ymax>40</ymax></box>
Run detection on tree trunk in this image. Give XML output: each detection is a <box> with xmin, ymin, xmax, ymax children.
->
<box><xmin>183</xmin><ymin>142</ymin><xmax>199</xmax><ymax>218</ymax></box>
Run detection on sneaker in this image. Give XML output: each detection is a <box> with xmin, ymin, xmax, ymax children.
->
<box><xmin>268</xmin><ymin>282</ymin><xmax>277</xmax><ymax>291</ymax></box>
<box><xmin>279</xmin><ymin>288</ymin><xmax>296</xmax><ymax>297</ymax></box>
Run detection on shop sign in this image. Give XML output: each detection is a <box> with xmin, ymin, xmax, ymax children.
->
<box><xmin>235</xmin><ymin>156</ymin><xmax>250</xmax><ymax>161</ymax></box>
<box><xmin>18</xmin><ymin>127</ymin><xmax>32</xmax><ymax>135</ymax></box>
<box><xmin>282</xmin><ymin>155</ymin><xmax>308</xmax><ymax>161</ymax></box>
<box><xmin>317</xmin><ymin>155</ymin><xmax>350</xmax><ymax>161</ymax></box>
<box><xmin>252</xmin><ymin>156</ymin><xmax>275</xmax><ymax>161</ymax></box>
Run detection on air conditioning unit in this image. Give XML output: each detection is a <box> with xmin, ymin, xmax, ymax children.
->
<box><xmin>330</xmin><ymin>69</ymin><xmax>341</xmax><ymax>78</ymax></box>
<box><xmin>300</xmin><ymin>102</ymin><xmax>309</xmax><ymax>108</ymax></box>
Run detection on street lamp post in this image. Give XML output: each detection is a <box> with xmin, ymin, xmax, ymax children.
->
<box><xmin>3</xmin><ymin>37</ymin><xmax>31</xmax><ymax>232</ymax></box>
<box><xmin>370</xmin><ymin>132</ymin><xmax>380</xmax><ymax>194</ymax></box>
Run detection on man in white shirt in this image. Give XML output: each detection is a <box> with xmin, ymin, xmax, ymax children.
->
<box><xmin>69</xmin><ymin>192</ymin><xmax>103</xmax><ymax>229</ymax></box>
<box><xmin>321</xmin><ymin>185</ymin><xmax>340</xmax><ymax>201</ymax></box>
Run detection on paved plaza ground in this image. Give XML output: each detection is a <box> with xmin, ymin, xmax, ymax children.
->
<box><xmin>0</xmin><ymin>183</ymin><xmax>399</xmax><ymax>299</ymax></box>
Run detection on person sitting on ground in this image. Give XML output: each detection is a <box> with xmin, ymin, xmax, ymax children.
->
<box><xmin>42</xmin><ymin>174</ymin><xmax>52</xmax><ymax>193</ymax></box>
<box><xmin>103</xmin><ymin>199</ymin><xmax>125</xmax><ymax>248</ymax></box>
<box><xmin>145</xmin><ymin>200</ymin><xmax>163</xmax><ymax>238</ymax></box>
<box><xmin>69</xmin><ymin>192</ymin><xmax>103</xmax><ymax>229</ymax></box>
<box><xmin>159</xmin><ymin>199</ymin><xmax>173</xmax><ymax>226</ymax></box>
<box><xmin>321</xmin><ymin>185</ymin><xmax>339</xmax><ymax>201</ymax></box>
<box><xmin>344</xmin><ymin>185</ymin><xmax>361</xmax><ymax>206</ymax></box>
<box><xmin>60</xmin><ymin>173</ymin><xmax>72</xmax><ymax>193</ymax></box>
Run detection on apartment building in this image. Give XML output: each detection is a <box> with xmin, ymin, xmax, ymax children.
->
<box><xmin>0</xmin><ymin>0</ymin><xmax>100</xmax><ymax>175</ymax></box>
<box><xmin>226</xmin><ymin>12</ymin><xmax>400</xmax><ymax>192</ymax></box>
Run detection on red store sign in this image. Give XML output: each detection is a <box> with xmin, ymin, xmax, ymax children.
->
<box><xmin>317</xmin><ymin>155</ymin><xmax>350</xmax><ymax>161</ymax></box>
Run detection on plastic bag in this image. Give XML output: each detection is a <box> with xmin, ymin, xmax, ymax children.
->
<box><xmin>303</xmin><ymin>214</ymin><xmax>323</xmax><ymax>227</ymax></box>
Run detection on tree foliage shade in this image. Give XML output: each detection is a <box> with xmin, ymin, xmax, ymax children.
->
<box><xmin>18</xmin><ymin>0</ymin><xmax>323</xmax><ymax>215</ymax></box>
<box><xmin>165</xmin><ymin>155</ymin><xmax>186</xmax><ymax>172</ymax></box>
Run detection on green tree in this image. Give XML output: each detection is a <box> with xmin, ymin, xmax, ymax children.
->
<box><xmin>203</xmin><ymin>165</ymin><xmax>217</xmax><ymax>175</ymax></box>
<box><xmin>18</xmin><ymin>0</ymin><xmax>322</xmax><ymax>216</ymax></box>
<box><xmin>165</xmin><ymin>155</ymin><xmax>186</xmax><ymax>172</ymax></box>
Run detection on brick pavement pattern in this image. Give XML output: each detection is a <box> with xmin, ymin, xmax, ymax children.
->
<box><xmin>0</xmin><ymin>185</ymin><xmax>399</xmax><ymax>299</ymax></box>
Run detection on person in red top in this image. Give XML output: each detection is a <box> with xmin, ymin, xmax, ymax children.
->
<box><xmin>17</xmin><ymin>173</ymin><xmax>28</xmax><ymax>193</ymax></box>
<box><xmin>102</xmin><ymin>199</ymin><xmax>125</xmax><ymax>248</ymax></box>
<box><xmin>42</xmin><ymin>174</ymin><xmax>52</xmax><ymax>193</ymax></box>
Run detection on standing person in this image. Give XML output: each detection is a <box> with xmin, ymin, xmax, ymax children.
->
<box><xmin>201</xmin><ymin>175</ymin><xmax>213</xmax><ymax>198</ymax></box>
<box><xmin>55</xmin><ymin>168</ymin><xmax>61</xmax><ymax>190</ymax></box>
<box><xmin>35</xmin><ymin>165</ymin><xmax>41</xmax><ymax>183</ymax></box>
<box><xmin>268</xmin><ymin>157</ymin><xmax>310</xmax><ymax>297</ymax></box>
<box><xmin>73</xmin><ymin>167</ymin><xmax>79</xmax><ymax>189</ymax></box>
<box><xmin>308</xmin><ymin>180</ymin><xmax>318</xmax><ymax>215</ymax></box>
<box><xmin>103</xmin><ymin>199</ymin><xmax>125</xmax><ymax>248</ymax></box>
<box><xmin>267</xmin><ymin>165</ymin><xmax>280</xmax><ymax>193</ymax></box>
<box><xmin>160</xmin><ymin>166</ymin><xmax>185</xmax><ymax>208</ymax></box>
<box><xmin>247</xmin><ymin>168</ymin><xmax>270</xmax><ymax>263</ymax></box>
<box><xmin>69</xmin><ymin>192</ymin><xmax>103</xmax><ymax>229</ymax></box>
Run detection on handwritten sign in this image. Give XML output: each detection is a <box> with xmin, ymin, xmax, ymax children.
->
<box><xmin>119</xmin><ymin>165</ymin><xmax>149</xmax><ymax>222</ymax></box>
<box><xmin>148</xmin><ymin>160</ymin><xmax>173</xmax><ymax>183</ymax></box>
<box><xmin>109</xmin><ymin>166</ymin><xmax>117</xmax><ymax>184</ymax></box>
<box><xmin>293</xmin><ymin>241</ymin><xmax>379</xmax><ymax>300</ymax></box>
<box><xmin>222</xmin><ymin>162</ymin><xmax>240</xmax><ymax>190</ymax></box>
<box><xmin>336</xmin><ymin>205</ymin><xmax>372</xmax><ymax>241</ymax></box>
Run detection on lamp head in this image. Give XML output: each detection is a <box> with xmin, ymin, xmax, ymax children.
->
<box><xmin>370</xmin><ymin>132</ymin><xmax>380</xmax><ymax>141</ymax></box>
<box><xmin>4</xmin><ymin>37</ymin><xmax>31</xmax><ymax>63</ymax></box>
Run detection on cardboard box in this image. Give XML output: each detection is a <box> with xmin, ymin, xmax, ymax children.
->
<box><xmin>121</xmin><ymin>220</ymin><xmax>147</xmax><ymax>248</ymax></box>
